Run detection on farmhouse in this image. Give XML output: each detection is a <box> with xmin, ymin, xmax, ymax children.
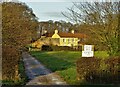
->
<box><xmin>41</xmin><ymin>30</ymin><xmax>87</xmax><ymax>47</ymax></box>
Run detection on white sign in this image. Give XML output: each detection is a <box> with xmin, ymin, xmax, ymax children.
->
<box><xmin>84</xmin><ymin>45</ymin><xmax>92</xmax><ymax>51</ymax></box>
<box><xmin>82</xmin><ymin>45</ymin><xmax>94</xmax><ymax>57</ymax></box>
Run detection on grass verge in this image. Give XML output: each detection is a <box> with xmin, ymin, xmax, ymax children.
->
<box><xmin>18</xmin><ymin>57</ymin><xmax>28</xmax><ymax>85</ymax></box>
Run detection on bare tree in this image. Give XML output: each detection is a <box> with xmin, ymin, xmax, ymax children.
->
<box><xmin>62</xmin><ymin>2</ymin><xmax>120</xmax><ymax>56</ymax></box>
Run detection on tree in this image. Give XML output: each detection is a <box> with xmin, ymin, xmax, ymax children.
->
<box><xmin>2</xmin><ymin>2</ymin><xmax>39</xmax><ymax>81</ymax></box>
<box><xmin>39</xmin><ymin>20</ymin><xmax>74</xmax><ymax>35</ymax></box>
<box><xmin>62</xmin><ymin>2</ymin><xmax>120</xmax><ymax>56</ymax></box>
<box><xmin>2</xmin><ymin>2</ymin><xmax>38</xmax><ymax>48</ymax></box>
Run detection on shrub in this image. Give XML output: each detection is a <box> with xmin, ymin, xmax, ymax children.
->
<box><xmin>51</xmin><ymin>46</ymin><xmax>74</xmax><ymax>51</ymax></box>
<box><xmin>105</xmin><ymin>56</ymin><xmax>119</xmax><ymax>72</ymax></box>
<box><xmin>41</xmin><ymin>45</ymin><xmax>53</xmax><ymax>51</ymax></box>
<box><xmin>76</xmin><ymin>57</ymin><xmax>101</xmax><ymax>83</ymax></box>
<box><xmin>104</xmin><ymin>56</ymin><xmax>120</xmax><ymax>84</ymax></box>
<box><xmin>2</xmin><ymin>45</ymin><xmax>20</xmax><ymax>81</ymax></box>
<box><xmin>2</xmin><ymin>45</ymin><xmax>29</xmax><ymax>85</ymax></box>
<box><xmin>76</xmin><ymin>56</ymin><xmax>120</xmax><ymax>84</ymax></box>
<box><xmin>41</xmin><ymin>45</ymin><xmax>82</xmax><ymax>51</ymax></box>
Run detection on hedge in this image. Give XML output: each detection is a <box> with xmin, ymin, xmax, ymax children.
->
<box><xmin>2</xmin><ymin>45</ymin><xmax>20</xmax><ymax>81</ymax></box>
<box><xmin>76</xmin><ymin>57</ymin><xmax>120</xmax><ymax>84</ymax></box>
<box><xmin>41</xmin><ymin>45</ymin><xmax>82</xmax><ymax>51</ymax></box>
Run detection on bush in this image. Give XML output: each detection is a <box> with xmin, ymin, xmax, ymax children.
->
<box><xmin>41</xmin><ymin>45</ymin><xmax>53</xmax><ymax>51</ymax></box>
<box><xmin>41</xmin><ymin>45</ymin><xmax>82</xmax><ymax>51</ymax></box>
<box><xmin>105</xmin><ymin>56</ymin><xmax>119</xmax><ymax>72</ymax></box>
<box><xmin>2</xmin><ymin>45</ymin><xmax>29</xmax><ymax>85</ymax></box>
<box><xmin>76</xmin><ymin>57</ymin><xmax>101</xmax><ymax>83</ymax></box>
<box><xmin>104</xmin><ymin>56</ymin><xmax>120</xmax><ymax>84</ymax></box>
<box><xmin>2</xmin><ymin>45</ymin><xmax>20</xmax><ymax>81</ymax></box>
<box><xmin>51</xmin><ymin>46</ymin><xmax>74</xmax><ymax>51</ymax></box>
<box><xmin>76</xmin><ymin>56</ymin><xmax>120</xmax><ymax>84</ymax></box>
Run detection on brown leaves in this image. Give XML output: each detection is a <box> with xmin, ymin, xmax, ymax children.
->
<box><xmin>2</xmin><ymin>2</ymin><xmax>38</xmax><ymax>81</ymax></box>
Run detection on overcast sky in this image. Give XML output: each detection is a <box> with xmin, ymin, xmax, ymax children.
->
<box><xmin>18</xmin><ymin>0</ymin><xmax>118</xmax><ymax>23</ymax></box>
<box><xmin>24</xmin><ymin>2</ymin><xmax>73</xmax><ymax>22</ymax></box>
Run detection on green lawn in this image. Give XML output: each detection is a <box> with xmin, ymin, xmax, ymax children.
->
<box><xmin>30</xmin><ymin>51</ymin><xmax>109</xmax><ymax>85</ymax></box>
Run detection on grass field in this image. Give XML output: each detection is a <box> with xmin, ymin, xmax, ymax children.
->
<box><xmin>30</xmin><ymin>51</ymin><xmax>109</xmax><ymax>84</ymax></box>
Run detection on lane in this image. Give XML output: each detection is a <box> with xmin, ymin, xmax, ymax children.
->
<box><xmin>22</xmin><ymin>52</ymin><xmax>68</xmax><ymax>85</ymax></box>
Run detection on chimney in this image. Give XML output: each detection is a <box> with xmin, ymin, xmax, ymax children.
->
<box><xmin>55</xmin><ymin>29</ymin><xmax>58</xmax><ymax>34</ymax></box>
<box><xmin>44</xmin><ymin>30</ymin><xmax>47</xmax><ymax>33</ymax></box>
<box><xmin>71</xmin><ymin>30</ymin><xmax>74</xmax><ymax>34</ymax></box>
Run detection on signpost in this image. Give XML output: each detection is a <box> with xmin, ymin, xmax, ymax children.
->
<box><xmin>82</xmin><ymin>45</ymin><xmax>94</xmax><ymax>57</ymax></box>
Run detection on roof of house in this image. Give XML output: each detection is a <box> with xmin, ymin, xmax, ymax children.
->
<box><xmin>42</xmin><ymin>32</ymin><xmax>87</xmax><ymax>38</ymax></box>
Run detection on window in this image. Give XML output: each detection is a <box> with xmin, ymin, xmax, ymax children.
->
<box><xmin>63</xmin><ymin>39</ymin><xmax>65</xmax><ymax>42</ymax></box>
<box><xmin>72</xmin><ymin>38</ymin><xmax>74</xmax><ymax>42</ymax></box>
<box><xmin>62</xmin><ymin>38</ymin><xmax>66</xmax><ymax>42</ymax></box>
<box><xmin>68</xmin><ymin>39</ymin><xmax>70</xmax><ymax>43</ymax></box>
